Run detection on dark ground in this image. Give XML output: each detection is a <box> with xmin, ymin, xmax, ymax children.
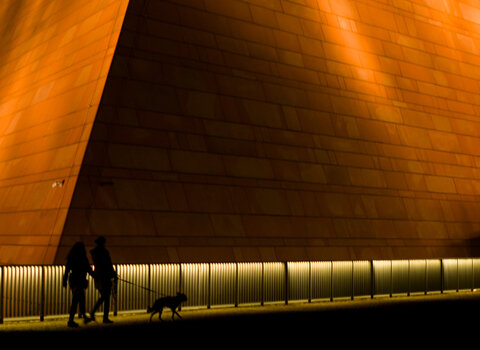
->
<box><xmin>2</xmin><ymin>292</ymin><xmax>479</xmax><ymax>347</ymax></box>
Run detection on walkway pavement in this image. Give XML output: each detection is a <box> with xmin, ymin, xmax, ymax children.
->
<box><xmin>2</xmin><ymin>291</ymin><xmax>479</xmax><ymax>346</ymax></box>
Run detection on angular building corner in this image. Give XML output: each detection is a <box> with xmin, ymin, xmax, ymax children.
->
<box><xmin>0</xmin><ymin>0</ymin><xmax>129</xmax><ymax>264</ymax></box>
<box><xmin>2</xmin><ymin>0</ymin><xmax>480</xmax><ymax>265</ymax></box>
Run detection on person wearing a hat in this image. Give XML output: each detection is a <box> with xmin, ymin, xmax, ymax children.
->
<box><xmin>89</xmin><ymin>236</ymin><xmax>117</xmax><ymax>323</ymax></box>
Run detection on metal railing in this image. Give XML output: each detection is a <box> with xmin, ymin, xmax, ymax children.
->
<box><xmin>1</xmin><ymin>258</ymin><xmax>479</xmax><ymax>323</ymax></box>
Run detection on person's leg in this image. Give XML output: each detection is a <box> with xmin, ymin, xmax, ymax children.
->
<box><xmin>77</xmin><ymin>289</ymin><xmax>92</xmax><ymax>323</ymax></box>
<box><xmin>68</xmin><ymin>288</ymin><xmax>80</xmax><ymax>327</ymax></box>
<box><xmin>102</xmin><ymin>288</ymin><xmax>113</xmax><ymax>323</ymax></box>
<box><xmin>90</xmin><ymin>292</ymin><xmax>105</xmax><ymax>320</ymax></box>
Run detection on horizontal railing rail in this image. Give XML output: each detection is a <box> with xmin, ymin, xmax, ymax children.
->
<box><xmin>1</xmin><ymin>258</ymin><xmax>479</xmax><ymax>323</ymax></box>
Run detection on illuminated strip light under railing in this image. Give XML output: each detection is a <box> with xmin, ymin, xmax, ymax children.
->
<box><xmin>0</xmin><ymin>258</ymin><xmax>479</xmax><ymax>323</ymax></box>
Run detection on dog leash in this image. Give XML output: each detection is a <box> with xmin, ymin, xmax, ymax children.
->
<box><xmin>116</xmin><ymin>277</ymin><xmax>167</xmax><ymax>296</ymax></box>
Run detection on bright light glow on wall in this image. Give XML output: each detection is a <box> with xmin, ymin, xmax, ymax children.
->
<box><xmin>458</xmin><ymin>2</ymin><xmax>480</xmax><ymax>25</ymax></box>
<box><xmin>325</xmin><ymin>1</ymin><xmax>382</xmax><ymax>87</ymax></box>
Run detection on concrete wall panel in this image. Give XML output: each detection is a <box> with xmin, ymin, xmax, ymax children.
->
<box><xmin>0</xmin><ymin>0</ymin><xmax>129</xmax><ymax>264</ymax></box>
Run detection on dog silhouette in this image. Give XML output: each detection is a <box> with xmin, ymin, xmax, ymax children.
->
<box><xmin>147</xmin><ymin>293</ymin><xmax>187</xmax><ymax>321</ymax></box>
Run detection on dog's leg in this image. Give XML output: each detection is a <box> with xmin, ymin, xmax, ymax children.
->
<box><xmin>171</xmin><ymin>307</ymin><xmax>182</xmax><ymax>320</ymax></box>
<box><xmin>158</xmin><ymin>307</ymin><xmax>163</xmax><ymax>321</ymax></box>
<box><xmin>149</xmin><ymin>311</ymin><xmax>156</xmax><ymax>322</ymax></box>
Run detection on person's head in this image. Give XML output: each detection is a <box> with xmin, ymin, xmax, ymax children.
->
<box><xmin>67</xmin><ymin>242</ymin><xmax>86</xmax><ymax>260</ymax></box>
<box><xmin>94</xmin><ymin>236</ymin><xmax>106</xmax><ymax>246</ymax></box>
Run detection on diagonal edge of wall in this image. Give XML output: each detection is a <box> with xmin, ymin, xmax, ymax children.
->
<box><xmin>0</xmin><ymin>0</ymin><xmax>129</xmax><ymax>264</ymax></box>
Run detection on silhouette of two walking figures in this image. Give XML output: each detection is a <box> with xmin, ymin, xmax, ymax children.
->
<box><xmin>63</xmin><ymin>236</ymin><xmax>117</xmax><ymax>328</ymax></box>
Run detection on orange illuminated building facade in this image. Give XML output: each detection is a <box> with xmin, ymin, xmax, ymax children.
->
<box><xmin>2</xmin><ymin>0</ymin><xmax>480</xmax><ymax>265</ymax></box>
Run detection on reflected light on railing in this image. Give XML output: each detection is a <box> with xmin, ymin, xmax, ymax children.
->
<box><xmin>1</xmin><ymin>258</ymin><xmax>480</xmax><ymax>322</ymax></box>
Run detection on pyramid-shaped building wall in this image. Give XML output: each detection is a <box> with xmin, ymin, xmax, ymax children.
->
<box><xmin>2</xmin><ymin>0</ymin><xmax>480</xmax><ymax>265</ymax></box>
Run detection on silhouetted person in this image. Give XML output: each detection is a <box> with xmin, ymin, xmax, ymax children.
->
<box><xmin>63</xmin><ymin>242</ymin><xmax>95</xmax><ymax>328</ymax></box>
<box><xmin>89</xmin><ymin>236</ymin><xmax>117</xmax><ymax>324</ymax></box>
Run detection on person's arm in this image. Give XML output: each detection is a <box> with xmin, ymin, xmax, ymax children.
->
<box><xmin>63</xmin><ymin>261</ymin><xmax>71</xmax><ymax>287</ymax></box>
<box><xmin>107</xmin><ymin>251</ymin><xmax>117</xmax><ymax>279</ymax></box>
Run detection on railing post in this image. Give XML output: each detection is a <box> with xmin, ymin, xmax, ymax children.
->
<box><xmin>40</xmin><ymin>266</ymin><xmax>45</xmax><ymax>322</ymax></box>
<box><xmin>178</xmin><ymin>263</ymin><xmax>183</xmax><ymax>311</ymax></box>
<box><xmin>207</xmin><ymin>263</ymin><xmax>211</xmax><ymax>309</ymax></box>
<box><xmin>285</xmin><ymin>262</ymin><xmax>288</xmax><ymax>306</ymax></box>
<box><xmin>0</xmin><ymin>265</ymin><xmax>3</xmax><ymax>324</ymax></box>
<box><xmin>179</xmin><ymin>263</ymin><xmax>182</xmax><ymax>293</ymax></box>
<box><xmin>261</xmin><ymin>262</ymin><xmax>264</xmax><ymax>307</ymax></box>
<box><xmin>351</xmin><ymin>261</ymin><xmax>354</xmax><ymax>300</ymax></box>
<box><xmin>330</xmin><ymin>261</ymin><xmax>333</xmax><ymax>302</ymax></box>
<box><xmin>235</xmin><ymin>262</ymin><xmax>238</xmax><ymax>308</ymax></box>
<box><xmin>457</xmin><ymin>258</ymin><xmax>459</xmax><ymax>293</ymax></box>
<box><xmin>407</xmin><ymin>260</ymin><xmax>411</xmax><ymax>297</ymax></box>
<box><xmin>370</xmin><ymin>260</ymin><xmax>374</xmax><ymax>299</ymax></box>
<box><xmin>147</xmin><ymin>264</ymin><xmax>151</xmax><ymax>307</ymax></box>
<box><xmin>308</xmin><ymin>261</ymin><xmax>312</xmax><ymax>303</ymax></box>
<box><xmin>425</xmin><ymin>260</ymin><xmax>428</xmax><ymax>295</ymax></box>
<box><xmin>113</xmin><ymin>264</ymin><xmax>118</xmax><ymax>317</ymax></box>
<box><xmin>390</xmin><ymin>260</ymin><xmax>393</xmax><ymax>298</ymax></box>
<box><xmin>440</xmin><ymin>259</ymin><xmax>444</xmax><ymax>294</ymax></box>
<box><xmin>472</xmin><ymin>259</ymin><xmax>475</xmax><ymax>292</ymax></box>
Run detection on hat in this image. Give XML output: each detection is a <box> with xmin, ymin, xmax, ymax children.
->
<box><xmin>94</xmin><ymin>236</ymin><xmax>106</xmax><ymax>245</ymax></box>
